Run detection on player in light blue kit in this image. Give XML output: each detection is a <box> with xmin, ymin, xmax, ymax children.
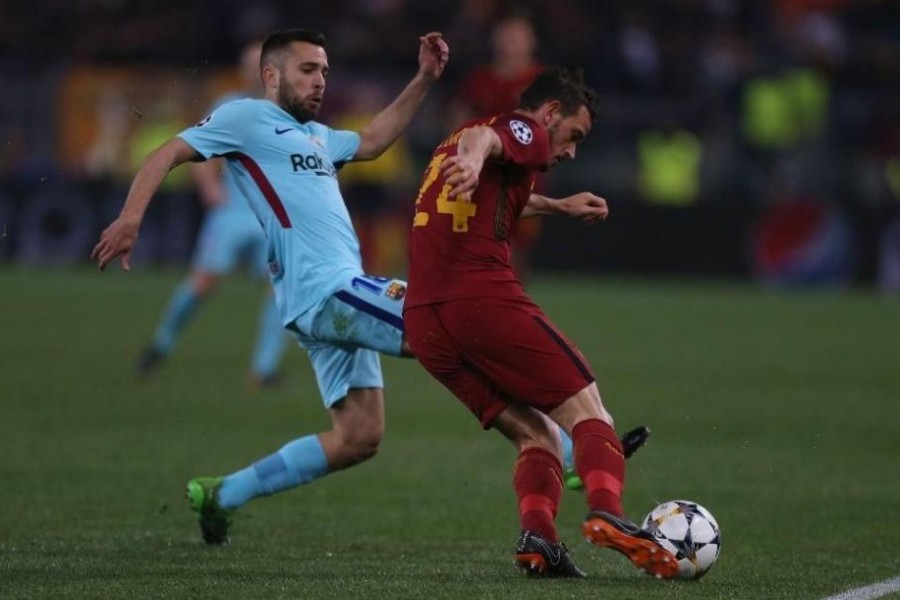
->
<box><xmin>136</xmin><ymin>41</ymin><xmax>289</xmax><ymax>389</ymax></box>
<box><xmin>93</xmin><ymin>28</ymin><xmax>450</xmax><ymax>544</ymax></box>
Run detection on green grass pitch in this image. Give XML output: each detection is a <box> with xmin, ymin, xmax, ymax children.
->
<box><xmin>1</xmin><ymin>267</ymin><xmax>898</xmax><ymax>599</ymax></box>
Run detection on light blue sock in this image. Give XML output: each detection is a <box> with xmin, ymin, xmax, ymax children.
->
<box><xmin>560</xmin><ymin>425</ymin><xmax>575</xmax><ymax>471</ymax></box>
<box><xmin>217</xmin><ymin>435</ymin><xmax>329</xmax><ymax>510</ymax></box>
<box><xmin>152</xmin><ymin>281</ymin><xmax>201</xmax><ymax>352</ymax></box>
<box><xmin>250</xmin><ymin>295</ymin><xmax>288</xmax><ymax>377</ymax></box>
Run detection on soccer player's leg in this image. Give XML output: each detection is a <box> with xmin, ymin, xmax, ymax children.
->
<box><xmin>246</xmin><ymin>292</ymin><xmax>288</xmax><ymax>389</ymax></box>
<box><xmin>562</xmin><ymin>425</ymin><xmax>653</xmax><ymax>491</ymax></box>
<box><xmin>245</xmin><ymin>227</ymin><xmax>289</xmax><ymax>389</ymax></box>
<box><xmin>405</xmin><ymin>303</ymin><xmax>586</xmax><ymax>578</ymax></box>
<box><xmin>186</xmin><ymin>338</ymin><xmax>382</xmax><ymax>544</ymax></box>
<box><xmin>436</xmin><ymin>297</ymin><xmax>677</xmax><ymax>578</ymax></box>
<box><xmin>492</xmin><ymin>405</ymin><xmax>586</xmax><ymax>578</ymax></box>
<box><xmin>138</xmin><ymin>271</ymin><xmax>219</xmax><ymax>376</ymax></box>
<box><xmin>551</xmin><ymin>385</ymin><xmax>678</xmax><ymax>579</ymax></box>
<box><xmin>559</xmin><ymin>426</ymin><xmax>581</xmax><ymax>490</ymax></box>
<box><xmin>137</xmin><ymin>211</ymin><xmax>230</xmax><ymax>376</ymax></box>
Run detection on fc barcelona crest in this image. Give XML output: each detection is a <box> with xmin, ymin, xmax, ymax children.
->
<box><xmin>385</xmin><ymin>282</ymin><xmax>406</xmax><ymax>300</ymax></box>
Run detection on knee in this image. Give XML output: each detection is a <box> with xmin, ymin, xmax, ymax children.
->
<box><xmin>336</xmin><ymin>423</ymin><xmax>383</xmax><ymax>465</ymax></box>
<box><xmin>191</xmin><ymin>273</ymin><xmax>219</xmax><ymax>295</ymax></box>
<box><xmin>518</xmin><ymin>420</ymin><xmax>562</xmax><ymax>457</ymax></box>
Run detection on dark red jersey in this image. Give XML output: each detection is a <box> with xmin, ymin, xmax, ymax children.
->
<box><xmin>405</xmin><ymin>113</ymin><xmax>550</xmax><ymax>308</ymax></box>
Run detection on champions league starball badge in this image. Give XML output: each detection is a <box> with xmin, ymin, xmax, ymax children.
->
<box><xmin>509</xmin><ymin>120</ymin><xmax>533</xmax><ymax>145</ymax></box>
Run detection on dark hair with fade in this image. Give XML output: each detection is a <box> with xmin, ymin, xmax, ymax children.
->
<box><xmin>261</xmin><ymin>29</ymin><xmax>327</xmax><ymax>68</ymax></box>
<box><xmin>518</xmin><ymin>66</ymin><xmax>600</xmax><ymax>123</ymax></box>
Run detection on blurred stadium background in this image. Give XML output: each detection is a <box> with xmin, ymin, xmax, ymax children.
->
<box><xmin>1</xmin><ymin>0</ymin><xmax>899</xmax><ymax>286</ymax></box>
<box><xmin>2</xmin><ymin>2</ymin><xmax>900</xmax><ymax>599</ymax></box>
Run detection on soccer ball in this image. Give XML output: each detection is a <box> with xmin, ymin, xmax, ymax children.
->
<box><xmin>641</xmin><ymin>500</ymin><xmax>721</xmax><ymax>580</ymax></box>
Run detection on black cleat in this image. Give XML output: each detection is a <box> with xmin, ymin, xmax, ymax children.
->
<box><xmin>582</xmin><ymin>510</ymin><xmax>678</xmax><ymax>579</ymax></box>
<box><xmin>621</xmin><ymin>425</ymin><xmax>652</xmax><ymax>459</ymax></box>
<box><xmin>135</xmin><ymin>346</ymin><xmax>165</xmax><ymax>377</ymax></box>
<box><xmin>515</xmin><ymin>530</ymin><xmax>586</xmax><ymax>578</ymax></box>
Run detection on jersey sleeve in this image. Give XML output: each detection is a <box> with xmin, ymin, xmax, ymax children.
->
<box><xmin>490</xmin><ymin>114</ymin><xmax>550</xmax><ymax>170</ymax></box>
<box><xmin>322</xmin><ymin>126</ymin><xmax>361</xmax><ymax>165</ymax></box>
<box><xmin>177</xmin><ymin>100</ymin><xmax>254</xmax><ymax>159</ymax></box>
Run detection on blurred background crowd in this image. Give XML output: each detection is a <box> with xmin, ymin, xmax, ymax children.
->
<box><xmin>1</xmin><ymin>0</ymin><xmax>898</xmax><ymax>288</ymax></box>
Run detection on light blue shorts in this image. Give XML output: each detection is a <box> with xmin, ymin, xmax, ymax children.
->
<box><xmin>290</xmin><ymin>275</ymin><xmax>406</xmax><ymax>407</ymax></box>
<box><xmin>192</xmin><ymin>207</ymin><xmax>268</xmax><ymax>278</ymax></box>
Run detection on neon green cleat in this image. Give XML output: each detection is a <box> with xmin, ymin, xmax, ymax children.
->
<box><xmin>186</xmin><ymin>476</ymin><xmax>232</xmax><ymax>545</ymax></box>
<box><xmin>564</xmin><ymin>469</ymin><xmax>584</xmax><ymax>491</ymax></box>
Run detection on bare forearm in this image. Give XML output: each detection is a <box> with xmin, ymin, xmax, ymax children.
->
<box><xmin>93</xmin><ymin>137</ymin><xmax>198</xmax><ymax>270</ymax></box>
<box><xmin>522</xmin><ymin>192</ymin><xmax>610</xmax><ymax>223</ymax></box>
<box><xmin>521</xmin><ymin>194</ymin><xmax>562</xmax><ymax>218</ymax></box>
<box><xmin>120</xmin><ymin>138</ymin><xmax>197</xmax><ymax>223</ymax></box>
<box><xmin>356</xmin><ymin>74</ymin><xmax>432</xmax><ymax>161</ymax></box>
<box><xmin>119</xmin><ymin>153</ymin><xmax>176</xmax><ymax>223</ymax></box>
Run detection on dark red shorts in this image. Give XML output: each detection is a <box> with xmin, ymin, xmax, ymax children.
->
<box><xmin>404</xmin><ymin>296</ymin><xmax>595</xmax><ymax>428</ymax></box>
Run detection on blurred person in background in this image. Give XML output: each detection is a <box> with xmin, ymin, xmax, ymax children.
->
<box><xmin>135</xmin><ymin>41</ymin><xmax>290</xmax><ymax>389</ymax></box>
<box><xmin>93</xmin><ymin>28</ymin><xmax>449</xmax><ymax>546</ymax></box>
<box><xmin>450</xmin><ymin>13</ymin><xmax>544</xmax><ymax>282</ymax></box>
<box><xmin>636</xmin><ymin>121</ymin><xmax>702</xmax><ymax>206</ymax></box>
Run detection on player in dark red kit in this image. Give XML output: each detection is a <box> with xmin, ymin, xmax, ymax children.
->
<box><xmin>404</xmin><ymin>67</ymin><xmax>678</xmax><ymax>579</ymax></box>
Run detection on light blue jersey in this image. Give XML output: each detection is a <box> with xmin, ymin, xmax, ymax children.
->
<box><xmin>178</xmin><ymin>98</ymin><xmax>404</xmax><ymax>406</ymax></box>
<box><xmin>207</xmin><ymin>92</ymin><xmax>255</xmax><ymax>217</ymax></box>
<box><xmin>191</xmin><ymin>93</ymin><xmax>269</xmax><ymax>277</ymax></box>
<box><xmin>179</xmin><ymin>98</ymin><xmax>362</xmax><ymax>328</ymax></box>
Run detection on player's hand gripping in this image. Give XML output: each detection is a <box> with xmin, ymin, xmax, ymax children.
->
<box><xmin>417</xmin><ymin>32</ymin><xmax>450</xmax><ymax>82</ymax></box>
<box><xmin>441</xmin><ymin>154</ymin><xmax>482</xmax><ymax>200</ymax></box>
<box><xmin>557</xmin><ymin>192</ymin><xmax>609</xmax><ymax>224</ymax></box>
<box><xmin>91</xmin><ymin>216</ymin><xmax>140</xmax><ymax>271</ymax></box>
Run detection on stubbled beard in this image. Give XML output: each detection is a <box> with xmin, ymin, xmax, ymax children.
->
<box><xmin>543</xmin><ymin>122</ymin><xmax>568</xmax><ymax>169</ymax></box>
<box><xmin>541</xmin><ymin>122</ymin><xmax>559</xmax><ymax>170</ymax></box>
<box><xmin>277</xmin><ymin>85</ymin><xmax>316</xmax><ymax>123</ymax></box>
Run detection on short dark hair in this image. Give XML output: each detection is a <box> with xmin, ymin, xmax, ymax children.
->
<box><xmin>261</xmin><ymin>29</ymin><xmax>327</xmax><ymax>68</ymax></box>
<box><xmin>518</xmin><ymin>66</ymin><xmax>600</xmax><ymax>123</ymax></box>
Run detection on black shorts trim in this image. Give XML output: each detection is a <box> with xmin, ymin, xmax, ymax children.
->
<box><xmin>532</xmin><ymin>315</ymin><xmax>594</xmax><ymax>384</ymax></box>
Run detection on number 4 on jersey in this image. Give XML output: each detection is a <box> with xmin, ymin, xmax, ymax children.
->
<box><xmin>413</xmin><ymin>153</ymin><xmax>476</xmax><ymax>233</ymax></box>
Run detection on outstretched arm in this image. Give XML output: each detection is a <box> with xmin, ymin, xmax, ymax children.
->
<box><xmin>520</xmin><ymin>192</ymin><xmax>610</xmax><ymax>224</ymax></box>
<box><xmin>440</xmin><ymin>125</ymin><xmax>503</xmax><ymax>199</ymax></box>
<box><xmin>355</xmin><ymin>32</ymin><xmax>449</xmax><ymax>161</ymax></box>
<box><xmin>92</xmin><ymin>137</ymin><xmax>200</xmax><ymax>270</ymax></box>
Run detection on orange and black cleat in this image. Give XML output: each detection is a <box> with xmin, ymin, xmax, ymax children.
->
<box><xmin>515</xmin><ymin>531</ymin><xmax>586</xmax><ymax>578</ymax></box>
<box><xmin>582</xmin><ymin>511</ymin><xmax>679</xmax><ymax>579</ymax></box>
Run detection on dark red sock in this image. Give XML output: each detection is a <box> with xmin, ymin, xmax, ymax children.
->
<box><xmin>573</xmin><ymin>419</ymin><xmax>625</xmax><ymax>516</ymax></box>
<box><xmin>513</xmin><ymin>447</ymin><xmax>563</xmax><ymax>543</ymax></box>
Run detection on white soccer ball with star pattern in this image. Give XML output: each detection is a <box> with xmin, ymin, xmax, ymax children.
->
<box><xmin>641</xmin><ymin>500</ymin><xmax>721</xmax><ymax>579</ymax></box>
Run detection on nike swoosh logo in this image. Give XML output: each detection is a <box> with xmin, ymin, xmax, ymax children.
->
<box><xmin>275</xmin><ymin>128</ymin><xmax>293</xmax><ymax>135</ymax></box>
<box><xmin>529</xmin><ymin>536</ymin><xmax>562</xmax><ymax>566</ymax></box>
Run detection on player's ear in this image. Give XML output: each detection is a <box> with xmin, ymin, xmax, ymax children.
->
<box><xmin>541</xmin><ymin>100</ymin><xmax>562</xmax><ymax>127</ymax></box>
<box><xmin>261</xmin><ymin>63</ymin><xmax>279</xmax><ymax>90</ymax></box>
